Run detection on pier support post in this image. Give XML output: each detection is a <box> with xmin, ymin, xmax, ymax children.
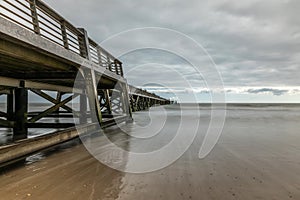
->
<box><xmin>104</xmin><ymin>89</ymin><xmax>112</xmax><ymax>115</ymax></box>
<box><xmin>135</xmin><ymin>96</ymin><xmax>140</xmax><ymax>111</ymax></box>
<box><xmin>122</xmin><ymin>84</ymin><xmax>133</xmax><ymax>120</ymax></box>
<box><xmin>80</xmin><ymin>93</ymin><xmax>87</xmax><ymax>124</ymax></box>
<box><xmin>13</xmin><ymin>87</ymin><xmax>28</xmax><ymax>140</ymax></box>
<box><xmin>6</xmin><ymin>89</ymin><xmax>14</xmax><ymax>121</ymax></box>
<box><xmin>83</xmin><ymin>69</ymin><xmax>102</xmax><ymax>124</ymax></box>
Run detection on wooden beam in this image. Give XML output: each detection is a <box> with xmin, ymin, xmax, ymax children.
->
<box><xmin>0</xmin><ymin>89</ymin><xmax>11</xmax><ymax>94</ymax></box>
<box><xmin>0</xmin><ymin>123</ymin><xmax>99</xmax><ymax>166</ymax></box>
<box><xmin>25</xmin><ymin>80</ymin><xmax>82</xmax><ymax>94</ymax></box>
<box><xmin>0</xmin><ymin>76</ymin><xmax>83</xmax><ymax>93</ymax></box>
<box><xmin>28</xmin><ymin>94</ymin><xmax>78</xmax><ymax>123</ymax></box>
<box><xmin>0</xmin><ymin>39</ymin><xmax>74</xmax><ymax>71</ymax></box>
<box><xmin>0</xmin><ymin>72</ymin><xmax>77</xmax><ymax>80</ymax></box>
<box><xmin>26</xmin><ymin>123</ymin><xmax>75</xmax><ymax>128</ymax></box>
<box><xmin>27</xmin><ymin>113</ymin><xmax>75</xmax><ymax>118</ymax></box>
<box><xmin>0</xmin><ymin>118</ymin><xmax>15</xmax><ymax>128</ymax></box>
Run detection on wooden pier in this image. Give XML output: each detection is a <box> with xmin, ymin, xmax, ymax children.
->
<box><xmin>0</xmin><ymin>0</ymin><xmax>170</xmax><ymax>165</ymax></box>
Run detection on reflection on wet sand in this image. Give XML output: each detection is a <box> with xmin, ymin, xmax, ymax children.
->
<box><xmin>0</xmin><ymin>104</ymin><xmax>300</xmax><ymax>200</ymax></box>
<box><xmin>0</xmin><ymin>139</ymin><xmax>126</xmax><ymax>200</ymax></box>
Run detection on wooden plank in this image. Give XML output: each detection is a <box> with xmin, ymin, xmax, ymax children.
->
<box><xmin>26</xmin><ymin>123</ymin><xmax>75</xmax><ymax>128</ymax></box>
<box><xmin>25</xmin><ymin>80</ymin><xmax>82</xmax><ymax>94</ymax></box>
<box><xmin>1</xmin><ymin>72</ymin><xmax>77</xmax><ymax>79</ymax></box>
<box><xmin>0</xmin><ymin>76</ymin><xmax>20</xmax><ymax>87</ymax></box>
<box><xmin>0</xmin><ymin>123</ymin><xmax>98</xmax><ymax>165</ymax></box>
<box><xmin>0</xmin><ymin>115</ymin><xmax>127</xmax><ymax>165</ymax></box>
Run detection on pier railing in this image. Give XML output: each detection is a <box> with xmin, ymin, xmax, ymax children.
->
<box><xmin>0</xmin><ymin>0</ymin><xmax>123</xmax><ymax>76</ymax></box>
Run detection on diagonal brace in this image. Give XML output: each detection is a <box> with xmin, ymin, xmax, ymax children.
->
<box><xmin>28</xmin><ymin>94</ymin><xmax>79</xmax><ymax>123</ymax></box>
<box><xmin>30</xmin><ymin>89</ymin><xmax>79</xmax><ymax>116</ymax></box>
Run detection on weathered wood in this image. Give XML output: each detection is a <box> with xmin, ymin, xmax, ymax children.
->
<box><xmin>29</xmin><ymin>0</ymin><xmax>40</xmax><ymax>34</ymax></box>
<box><xmin>104</xmin><ymin>89</ymin><xmax>112</xmax><ymax>114</ymax></box>
<box><xmin>0</xmin><ymin>118</ymin><xmax>14</xmax><ymax>128</ymax></box>
<box><xmin>0</xmin><ymin>72</ymin><xmax>77</xmax><ymax>80</ymax></box>
<box><xmin>0</xmin><ymin>89</ymin><xmax>11</xmax><ymax>94</ymax></box>
<box><xmin>0</xmin><ymin>39</ymin><xmax>75</xmax><ymax>72</ymax></box>
<box><xmin>27</xmin><ymin>113</ymin><xmax>75</xmax><ymax>118</ymax></box>
<box><xmin>123</xmin><ymin>84</ymin><xmax>133</xmax><ymax>118</ymax></box>
<box><xmin>0</xmin><ymin>123</ymin><xmax>98</xmax><ymax>165</ymax></box>
<box><xmin>54</xmin><ymin>92</ymin><xmax>62</xmax><ymax>113</ymax></box>
<box><xmin>0</xmin><ymin>0</ymin><xmax>170</xmax><ymax>146</ymax></box>
<box><xmin>0</xmin><ymin>18</ymin><xmax>127</xmax><ymax>83</ymax></box>
<box><xmin>26</xmin><ymin>123</ymin><xmax>75</xmax><ymax>128</ymax></box>
<box><xmin>0</xmin><ymin>111</ymin><xmax>8</xmax><ymax>118</ymax></box>
<box><xmin>77</xmin><ymin>28</ymin><xmax>91</xmax><ymax>59</ymax></box>
<box><xmin>83</xmin><ymin>69</ymin><xmax>102</xmax><ymax>123</ymax></box>
<box><xmin>61</xmin><ymin>21</ymin><xmax>69</xmax><ymax>49</ymax></box>
<box><xmin>80</xmin><ymin>93</ymin><xmax>87</xmax><ymax>124</ymax></box>
<box><xmin>25</xmin><ymin>80</ymin><xmax>82</xmax><ymax>94</ymax></box>
<box><xmin>6</xmin><ymin>89</ymin><xmax>14</xmax><ymax>121</ymax></box>
<box><xmin>28</xmin><ymin>94</ymin><xmax>78</xmax><ymax>123</ymax></box>
<box><xmin>13</xmin><ymin>87</ymin><xmax>28</xmax><ymax>140</ymax></box>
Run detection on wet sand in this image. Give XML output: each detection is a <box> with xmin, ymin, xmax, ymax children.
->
<box><xmin>0</xmin><ymin>105</ymin><xmax>300</xmax><ymax>200</ymax></box>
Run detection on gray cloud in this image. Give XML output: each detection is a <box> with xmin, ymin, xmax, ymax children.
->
<box><xmin>247</xmin><ymin>88</ymin><xmax>289</xmax><ymax>96</ymax></box>
<box><xmin>43</xmin><ymin>0</ymin><xmax>300</xmax><ymax>101</ymax></box>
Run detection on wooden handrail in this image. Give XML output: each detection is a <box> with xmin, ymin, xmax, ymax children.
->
<box><xmin>1</xmin><ymin>0</ymin><xmax>124</xmax><ymax>77</ymax></box>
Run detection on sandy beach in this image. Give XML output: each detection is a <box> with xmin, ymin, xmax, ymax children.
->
<box><xmin>0</xmin><ymin>104</ymin><xmax>299</xmax><ymax>200</ymax></box>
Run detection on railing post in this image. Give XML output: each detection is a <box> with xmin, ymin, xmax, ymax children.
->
<box><xmin>119</xmin><ymin>62</ymin><xmax>124</xmax><ymax>77</ymax></box>
<box><xmin>29</xmin><ymin>0</ymin><xmax>40</xmax><ymax>34</ymax></box>
<box><xmin>108</xmin><ymin>56</ymin><xmax>112</xmax><ymax>71</ymax></box>
<box><xmin>61</xmin><ymin>21</ymin><xmax>69</xmax><ymax>49</ymax></box>
<box><xmin>114</xmin><ymin>60</ymin><xmax>119</xmax><ymax>75</ymax></box>
<box><xmin>96</xmin><ymin>47</ymin><xmax>102</xmax><ymax>66</ymax></box>
<box><xmin>78</xmin><ymin>28</ymin><xmax>91</xmax><ymax>60</ymax></box>
<box><xmin>115</xmin><ymin>60</ymin><xmax>124</xmax><ymax>77</ymax></box>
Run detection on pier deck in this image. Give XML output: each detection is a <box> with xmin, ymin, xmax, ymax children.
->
<box><xmin>0</xmin><ymin>0</ymin><xmax>170</xmax><ymax>164</ymax></box>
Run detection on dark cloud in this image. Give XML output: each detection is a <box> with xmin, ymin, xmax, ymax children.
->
<box><xmin>247</xmin><ymin>88</ymin><xmax>289</xmax><ymax>96</ymax></box>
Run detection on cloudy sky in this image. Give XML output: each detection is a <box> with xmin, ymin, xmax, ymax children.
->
<box><xmin>44</xmin><ymin>0</ymin><xmax>300</xmax><ymax>102</ymax></box>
